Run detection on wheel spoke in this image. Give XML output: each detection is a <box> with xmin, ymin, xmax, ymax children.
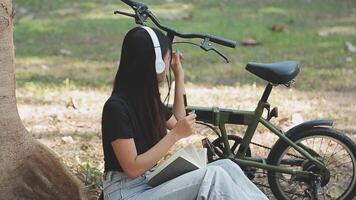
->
<box><xmin>318</xmin><ymin>137</ymin><xmax>324</xmax><ymax>154</ymax></box>
<box><xmin>231</xmin><ymin>142</ymin><xmax>238</xmax><ymax>154</ymax></box>
<box><xmin>284</xmin><ymin>186</ymin><xmax>306</xmax><ymax>199</ymax></box>
<box><xmin>284</xmin><ymin>148</ymin><xmax>305</xmax><ymax>160</ymax></box>
<box><xmin>216</xmin><ymin>142</ymin><xmax>223</xmax><ymax>150</ymax></box>
<box><xmin>326</xmin><ymin>156</ymin><xmax>352</xmax><ymax>167</ymax></box>
<box><xmin>269</xmin><ymin>132</ymin><xmax>356</xmax><ymax>200</ymax></box>
<box><xmin>215</xmin><ymin>147</ymin><xmax>224</xmax><ymax>158</ymax></box>
<box><xmin>311</xmin><ymin>137</ymin><xmax>316</xmax><ymax>150</ymax></box>
<box><xmin>323</xmin><ymin>143</ymin><xmax>342</xmax><ymax>162</ymax></box>
<box><xmin>211</xmin><ymin>135</ymin><xmax>247</xmax><ymax>159</ymax></box>
<box><xmin>321</xmin><ymin>139</ymin><xmax>333</xmax><ymax>161</ymax></box>
<box><xmin>329</xmin><ymin>160</ymin><xmax>352</xmax><ymax>168</ymax></box>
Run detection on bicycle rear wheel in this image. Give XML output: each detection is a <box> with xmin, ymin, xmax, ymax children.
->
<box><xmin>267</xmin><ymin>127</ymin><xmax>356</xmax><ymax>200</ymax></box>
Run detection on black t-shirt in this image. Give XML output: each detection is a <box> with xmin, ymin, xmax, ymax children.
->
<box><xmin>101</xmin><ymin>92</ymin><xmax>173</xmax><ymax>172</ymax></box>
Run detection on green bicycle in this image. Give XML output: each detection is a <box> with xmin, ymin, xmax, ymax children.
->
<box><xmin>117</xmin><ymin>1</ymin><xmax>356</xmax><ymax>199</ymax></box>
<box><xmin>185</xmin><ymin>61</ymin><xmax>356</xmax><ymax>200</ymax></box>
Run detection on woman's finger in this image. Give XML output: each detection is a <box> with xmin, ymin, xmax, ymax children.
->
<box><xmin>176</xmin><ymin>48</ymin><xmax>183</xmax><ymax>60</ymax></box>
<box><xmin>186</xmin><ymin>113</ymin><xmax>196</xmax><ymax>119</ymax></box>
<box><xmin>179</xmin><ymin>53</ymin><xmax>184</xmax><ymax>60</ymax></box>
<box><xmin>186</xmin><ymin>116</ymin><xmax>196</xmax><ymax>122</ymax></box>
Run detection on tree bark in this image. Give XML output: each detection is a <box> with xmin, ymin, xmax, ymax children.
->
<box><xmin>0</xmin><ymin>0</ymin><xmax>87</xmax><ymax>199</ymax></box>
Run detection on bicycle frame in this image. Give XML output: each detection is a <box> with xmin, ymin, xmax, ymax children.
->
<box><xmin>169</xmin><ymin>83</ymin><xmax>329</xmax><ymax>179</ymax></box>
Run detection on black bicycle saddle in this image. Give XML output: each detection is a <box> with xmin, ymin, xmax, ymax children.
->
<box><xmin>245</xmin><ymin>61</ymin><xmax>300</xmax><ymax>84</ymax></box>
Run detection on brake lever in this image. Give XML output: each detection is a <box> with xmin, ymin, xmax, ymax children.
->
<box><xmin>200</xmin><ymin>38</ymin><xmax>230</xmax><ymax>63</ymax></box>
<box><xmin>114</xmin><ymin>9</ymin><xmax>146</xmax><ymax>25</ymax></box>
<box><xmin>117</xmin><ymin>0</ymin><xmax>150</xmax><ymax>25</ymax></box>
<box><xmin>211</xmin><ymin>47</ymin><xmax>229</xmax><ymax>63</ymax></box>
<box><xmin>114</xmin><ymin>10</ymin><xmax>136</xmax><ymax>18</ymax></box>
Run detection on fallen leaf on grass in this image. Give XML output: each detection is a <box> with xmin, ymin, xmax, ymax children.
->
<box><xmin>270</xmin><ymin>24</ymin><xmax>284</xmax><ymax>32</ymax></box>
<box><xmin>240</xmin><ymin>38</ymin><xmax>261</xmax><ymax>46</ymax></box>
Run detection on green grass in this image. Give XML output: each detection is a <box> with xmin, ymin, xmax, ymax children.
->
<box><xmin>13</xmin><ymin>0</ymin><xmax>356</xmax><ymax>92</ymax></box>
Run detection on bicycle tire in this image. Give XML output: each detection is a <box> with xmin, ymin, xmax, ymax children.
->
<box><xmin>267</xmin><ymin>127</ymin><xmax>356</xmax><ymax>200</ymax></box>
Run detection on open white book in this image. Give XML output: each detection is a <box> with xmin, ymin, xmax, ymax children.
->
<box><xmin>146</xmin><ymin>144</ymin><xmax>207</xmax><ymax>187</ymax></box>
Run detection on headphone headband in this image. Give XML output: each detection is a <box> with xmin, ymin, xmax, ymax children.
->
<box><xmin>140</xmin><ymin>26</ymin><xmax>165</xmax><ymax>74</ymax></box>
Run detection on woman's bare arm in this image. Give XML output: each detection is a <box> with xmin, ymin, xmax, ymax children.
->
<box><xmin>171</xmin><ymin>51</ymin><xmax>186</xmax><ymax>120</ymax></box>
<box><xmin>112</xmin><ymin>113</ymin><xmax>196</xmax><ymax>179</ymax></box>
<box><xmin>112</xmin><ymin>131</ymin><xmax>176</xmax><ymax>179</ymax></box>
<box><xmin>172</xmin><ymin>76</ymin><xmax>186</xmax><ymax>120</ymax></box>
<box><xmin>166</xmin><ymin>112</ymin><xmax>177</xmax><ymax>130</ymax></box>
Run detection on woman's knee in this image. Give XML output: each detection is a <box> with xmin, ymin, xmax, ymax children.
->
<box><xmin>206</xmin><ymin>165</ymin><xmax>231</xmax><ymax>178</ymax></box>
<box><xmin>206</xmin><ymin>165</ymin><xmax>222</xmax><ymax>174</ymax></box>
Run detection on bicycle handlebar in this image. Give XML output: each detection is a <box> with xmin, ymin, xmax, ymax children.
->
<box><xmin>119</xmin><ymin>0</ymin><xmax>236</xmax><ymax>49</ymax></box>
<box><xmin>209</xmin><ymin>35</ymin><xmax>236</xmax><ymax>48</ymax></box>
<box><xmin>147</xmin><ymin>11</ymin><xmax>236</xmax><ymax>48</ymax></box>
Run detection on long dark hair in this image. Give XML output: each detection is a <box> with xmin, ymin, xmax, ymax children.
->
<box><xmin>112</xmin><ymin>26</ymin><xmax>172</xmax><ymax>145</ymax></box>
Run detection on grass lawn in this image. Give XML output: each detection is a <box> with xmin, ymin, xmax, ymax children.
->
<box><xmin>14</xmin><ymin>0</ymin><xmax>356</xmax><ymax>91</ymax></box>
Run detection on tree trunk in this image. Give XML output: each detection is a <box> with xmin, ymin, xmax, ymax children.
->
<box><xmin>0</xmin><ymin>0</ymin><xmax>87</xmax><ymax>199</ymax></box>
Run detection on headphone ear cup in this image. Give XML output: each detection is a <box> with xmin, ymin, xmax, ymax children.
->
<box><xmin>140</xmin><ymin>26</ymin><xmax>165</xmax><ymax>74</ymax></box>
<box><xmin>156</xmin><ymin>60</ymin><xmax>165</xmax><ymax>74</ymax></box>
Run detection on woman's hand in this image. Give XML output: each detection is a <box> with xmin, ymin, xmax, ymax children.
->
<box><xmin>170</xmin><ymin>48</ymin><xmax>184</xmax><ymax>80</ymax></box>
<box><xmin>171</xmin><ymin>113</ymin><xmax>196</xmax><ymax>141</ymax></box>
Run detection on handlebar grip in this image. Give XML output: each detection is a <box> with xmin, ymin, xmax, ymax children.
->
<box><xmin>209</xmin><ymin>35</ymin><xmax>236</xmax><ymax>48</ymax></box>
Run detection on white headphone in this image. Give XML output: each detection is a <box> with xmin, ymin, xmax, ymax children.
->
<box><xmin>140</xmin><ymin>26</ymin><xmax>166</xmax><ymax>74</ymax></box>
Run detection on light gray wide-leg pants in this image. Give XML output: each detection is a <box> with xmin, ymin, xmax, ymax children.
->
<box><xmin>103</xmin><ymin>159</ymin><xmax>269</xmax><ymax>200</ymax></box>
